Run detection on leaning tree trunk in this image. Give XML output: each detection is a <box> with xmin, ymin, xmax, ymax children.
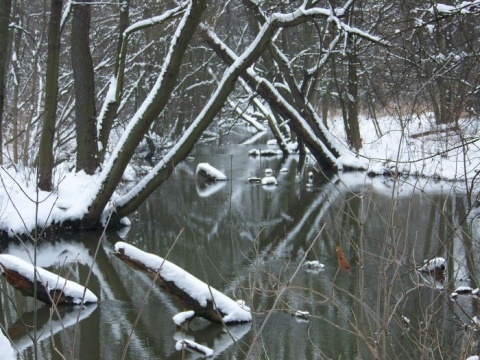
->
<box><xmin>0</xmin><ymin>0</ymin><xmax>12</xmax><ymax>165</ymax></box>
<box><xmin>200</xmin><ymin>28</ymin><xmax>340</xmax><ymax>170</ymax></box>
<box><xmin>109</xmin><ymin>8</ymin><xmax>354</xmax><ymax>222</ymax></box>
<box><xmin>83</xmin><ymin>0</ymin><xmax>207</xmax><ymax>228</ymax></box>
<box><xmin>71</xmin><ymin>0</ymin><xmax>98</xmax><ymax>174</ymax></box>
<box><xmin>38</xmin><ymin>0</ymin><xmax>62</xmax><ymax>191</ymax></box>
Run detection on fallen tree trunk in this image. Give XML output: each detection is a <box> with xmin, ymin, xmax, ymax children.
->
<box><xmin>0</xmin><ymin>254</ymin><xmax>98</xmax><ymax>305</ymax></box>
<box><xmin>411</xmin><ymin>126</ymin><xmax>459</xmax><ymax>139</ymax></box>
<box><xmin>113</xmin><ymin>242</ymin><xmax>251</xmax><ymax>324</ymax></box>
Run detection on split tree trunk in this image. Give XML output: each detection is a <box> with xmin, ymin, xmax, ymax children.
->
<box><xmin>38</xmin><ymin>0</ymin><xmax>62</xmax><ymax>191</ymax></box>
<box><xmin>71</xmin><ymin>0</ymin><xmax>99</xmax><ymax>174</ymax></box>
<box><xmin>0</xmin><ymin>0</ymin><xmax>12</xmax><ymax>165</ymax></box>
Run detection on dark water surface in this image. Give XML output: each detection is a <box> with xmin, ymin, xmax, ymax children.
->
<box><xmin>1</xmin><ymin>127</ymin><xmax>479</xmax><ymax>359</ymax></box>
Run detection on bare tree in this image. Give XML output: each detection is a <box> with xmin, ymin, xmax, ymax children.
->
<box><xmin>0</xmin><ymin>0</ymin><xmax>12</xmax><ymax>165</ymax></box>
<box><xmin>71</xmin><ymin>0</ymin><xmax>98</xmax><ymax>174</ymax></box>
<box><xmin>38</xmin><ymin>0</ymin><xmax>62</xmax><ymax>191</ymax></box>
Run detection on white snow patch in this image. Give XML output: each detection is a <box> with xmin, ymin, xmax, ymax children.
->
<box><xmin>172</xmin><ymin>310</ymin><xmax>195</xmax><ymax>326</ymax></box>
<box><xmin>0</xmin><ymin>331</ymin><xmax>15</xmax><ymax>360</ymax></box>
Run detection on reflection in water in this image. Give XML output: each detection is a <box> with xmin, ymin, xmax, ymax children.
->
<box><xmin>0</xmin><ymin>128</ymin><xmax>478</xmax><ymax>359</ymax></box>
<box><xmin>10</xmin><ymin>304</ymin><xmax>97</xmax><ymax>354</ymax></box>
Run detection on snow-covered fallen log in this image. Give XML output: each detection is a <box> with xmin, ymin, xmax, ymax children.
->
<box><xmin>0</xmin><ymin>254</ymin><xmax>98</xmax><ymax>305</ymax></box>
<box><xmin>113</xmin><ymin>242</ymin><xmax>251</xmax><ymax>324</ymax></box>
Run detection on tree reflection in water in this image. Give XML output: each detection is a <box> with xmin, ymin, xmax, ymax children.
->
<box><xmin>0</xmin><ymin>133</ymin><xmax>478</xmax><ymax>359</ymax></box>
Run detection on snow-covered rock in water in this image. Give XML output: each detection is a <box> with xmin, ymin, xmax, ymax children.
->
<box><xmin>265</xmin><ymin>168</ymin><xmax>273</xmax><ymax>176</ymax></box>
<box><xmin>175</xmin><ymin>339</ymin><xmax>213</xmax><ymax>357</ymax></box>
<box><xmin>418</xmin><ymin>257</ymin><xmax>446</xmax><ymax>272</ymax></box>
<box><xmin>303</xmin><ymin>260</ymin><xmax>325</xmax><ymax>270</ymax></box>
<box><xmin>0</xmin><ymin>254</ymin><xmax>98</xmax><ymax>305</ymax></box>
<box><xmin>293</xmin><ymin>310</ymin><xmax>309</xmax><ymax>318</ymax></box>
<box><xmin>248</xmin><ymin>149</ymin><xmax>283</xmax><ymax>157</ymax></box>
<box><xmin>454</xmin><ymin>286</ymin><xmax>473</xmax><ymax>294</ymax></box>
<box><xmin>248</xmin><ymin>177</ymin><xmax>262</xmax><ymax>183</ymax></box>
<box><xmin>196</xmin><ymin>163</ymin><xmax>227</xmax><ymax>181</ymax></box>
<box><xmin>261</xmin><ymin>176</ymin><xmax>277</xmax><ymax>186</ymax></box>
<box><xmin>280</xmin><ymin>167</ymin><xmax>288</xmax><ymax>173</ymax></box>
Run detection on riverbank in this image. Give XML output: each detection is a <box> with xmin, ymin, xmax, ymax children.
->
<box><xmin>0</xmin><ymin>114</ymin><xmax>478</xmax><ymax>238</ymax></box>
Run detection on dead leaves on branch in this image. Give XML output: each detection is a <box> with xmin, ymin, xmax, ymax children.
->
<box><xmin>336</xmin><ymin>245</ymin><xmax>351</xmax><ymax>271</ymax></box>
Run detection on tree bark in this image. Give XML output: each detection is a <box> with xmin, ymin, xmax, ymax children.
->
<box><xmin>346</xmin><ymin>34</ymin><xmax>362</xmax><ymax>151</ymax></box>
<box><xmin>0</xmin><ymin>0</ymin><xmax>12</xmax><ymax>165</ymax></box>
<box><xmin>71</xmin><ymin>0</ymin><xmax>98</xmax><ymax>174</ymax></box>
<box><xmin>38</xmin><ymin>0</ymin><xmax>62</xmax><ymax>191</ymax></box>
<box><xmin>98</xmin><ymin>0</ymin><xmax>130</xmax><ymax>163</ymax></box>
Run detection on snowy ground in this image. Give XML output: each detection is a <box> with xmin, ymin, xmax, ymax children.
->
<box><xmin>329</xmin><ymin>113</ymin><xmax>479</xmax><ymax>180</ymax></box>
<box><xmin>0</xmin><ymin>114</ymin><xmax>478</xmax><ymax>237</ymax></box>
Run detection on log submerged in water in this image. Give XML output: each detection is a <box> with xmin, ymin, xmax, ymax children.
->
<box><xmin>113</xmin><ymin>242</ymin><xmax>251</xmax><ymax>324</ymax></box>
<box><xmin>0</xmin><ymin>254</ymin><xmax>98</xmax><ymax>305</ymax></box>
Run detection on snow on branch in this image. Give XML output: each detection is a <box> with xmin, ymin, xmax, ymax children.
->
<box><xmin>0</xmin><ymin>254</ymin><xmax>98</xmax><ymax>305</ymax></box>
<box><xmin>113</xmin><ymin>242</ymin><xmax>252</xmax><ymax>324</ymax></box>
<box><xmin>429</xmin><ymin>1</ymin><xmax>480</xmax><ymax>15</ymax></box>
<box><xmin>123</xmin><ymin>3</ymin><xmax>187</xmax><ymax>36</ymax></box>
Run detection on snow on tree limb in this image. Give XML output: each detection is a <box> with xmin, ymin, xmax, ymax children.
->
<box><xmin>122</xmin><ymin>3</ymin><xmax>187</xmax><ymax>36</ymax></box>
<box><xmin>94</xmin><ymin>0</ymin><xmax>377</xmax><ymax>224</ymax></box>
<box><xmin>85</xmin><ymin>0</ymin><xmax>207</xmax><ymax>227</ymax></box>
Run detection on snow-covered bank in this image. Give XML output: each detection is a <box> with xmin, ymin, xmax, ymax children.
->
<box><xmin>0</xmin><ymin>115</ymin><xmax>478</xmax><ymax>237</ymax></box>
<box><xmin>329</xmin><ymin>114</ymin><xmax>479</xmax><ymax>180</ymax></box>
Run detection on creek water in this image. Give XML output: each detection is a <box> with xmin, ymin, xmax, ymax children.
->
<box><xmin>1</xmin><ymin>127</ymin><xmax>479</xmax><ymax>359</ymax></box>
